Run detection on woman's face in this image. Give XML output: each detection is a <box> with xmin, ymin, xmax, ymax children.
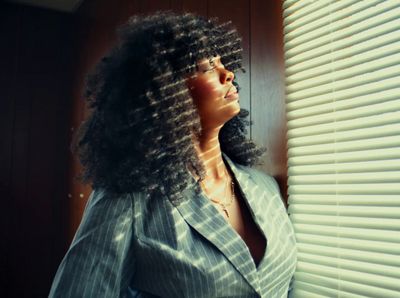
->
<box><xmin>186</xmin><ymin>55</ymin><xmax>240</xmax><ymax>130</ymax></box>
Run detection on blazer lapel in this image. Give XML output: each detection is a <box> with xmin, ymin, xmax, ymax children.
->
<box><xmin>222</xmin><ymin>153</ymin><xmax>270</xmax><ymax>270</ymax></box>
<box><xmin>175</xmin><ymin>154</ymin><xmax>262</xmax><ymax>293</ymax></box>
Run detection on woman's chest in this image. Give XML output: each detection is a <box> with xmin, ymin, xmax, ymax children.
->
<box><xmin>222</xmin><ymin>184</ymin><xmax>267</xmax><ymax>267</ymax></box>
<box><xmin>132</xmin><ymin>196</ymin><xmax>258</xmax><ymax>297</ymax></box>
<box><xmin>130</xmin><ymin>181</ymin><xmax>296</xmax><ymax>297</ymax></box>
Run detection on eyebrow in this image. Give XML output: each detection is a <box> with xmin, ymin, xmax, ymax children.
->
<box><xmin>209</xmin><ymin>56</ymin><xmax>221</xmax><ymax>63</ymax></box>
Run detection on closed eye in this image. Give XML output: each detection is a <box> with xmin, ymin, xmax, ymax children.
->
<box><xmin>205</xmin><ymin>57</ymin><xmax>225</xmax><ymax>72</ymax></box>
<box><xmin>204</xmin><ymin>66</ymin><xmax>216</xmax><ymax>73</ymax></box>
<box><xmin>197</xmin><ymin>56</ymin><xmax>223</xmax><ymax>73</ymax></box>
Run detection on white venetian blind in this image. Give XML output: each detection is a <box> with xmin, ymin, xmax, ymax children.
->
<box><xmin>282</xmin><ymin>0</ymin><xmax>400</xmax><ymax>297</ymax></box>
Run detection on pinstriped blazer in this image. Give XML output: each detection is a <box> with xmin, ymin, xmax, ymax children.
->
<box><xmin>49</xmin><ymin>153</ymin><xmax>297</xmax><ymax>298</ymax></box>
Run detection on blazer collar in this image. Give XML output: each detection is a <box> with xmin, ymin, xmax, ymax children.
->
<box><xmin>175</xmin><ymin>152</ymin><xmax>262</xmax><ymax>294</ymax></box>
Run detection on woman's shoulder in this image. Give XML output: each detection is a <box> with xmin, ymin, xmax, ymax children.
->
<box><xmin>50</xmin><ymin>188</ymin><xmax>136</xmax><ymax>297</ymax></box>
<box><xmin>245</xmin><ymin>166</ymin><xmax>279</xmax><ymax>190</ymax></box>
<box><xmin>85</xmin><ymin>188</ymin><xmax>132</xmax><ymax>206</ymax></box>
<box><xmin>225</xmin><ymin>155</ymin><xmax>280</xmax><ymax>193</ymax></box>
<box><xmin>81</xmin><ymin>188</ymin><xmax>136</xmax><ymax>222</ymax></box>
<box><xmin>222</xmin><ymin>152</ymin><xmax>278</xmax><ymax>190</ymax></box>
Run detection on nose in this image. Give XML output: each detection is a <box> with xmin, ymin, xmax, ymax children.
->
<box><xmin>220</xmin><ymin>68</ymin><xmax>234</xmax><ymax>84</ymax></box>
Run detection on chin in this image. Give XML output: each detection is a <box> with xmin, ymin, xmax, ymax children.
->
<box><xmin>231</xmin><ymin>100</ymin><xmax>241</xmax><ymax>113</ymax></box>
<box><xmin>225</xmin><ymin>101</ymin><xmax>241</xmax><ymax>121</ymax></box>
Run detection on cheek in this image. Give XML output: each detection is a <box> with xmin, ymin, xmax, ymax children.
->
<box><xmin>192</xmin><ymin>87</ymin><xmax>212</xmax><ymax>102</ymax></box>
<box><xmin>190</xmin><ymin>89</ymin><xmax>207</xmax><ymax>115</ymax></box>
<box><xmin>192</xmin><ymin>80</ymin><xmax>223</xmax><ymax>102</ymax></box>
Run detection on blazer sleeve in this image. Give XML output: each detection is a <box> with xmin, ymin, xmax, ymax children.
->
<box><xmin>49</xmin><ymin>189</ymin><xmax>136</xmax><ymax>298</ymax></box>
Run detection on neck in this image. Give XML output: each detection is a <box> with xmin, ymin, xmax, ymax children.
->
<box><xmin>192</xmin><ymin>125</ymin><xmax>227</xmax><ymax>181</ymax></box>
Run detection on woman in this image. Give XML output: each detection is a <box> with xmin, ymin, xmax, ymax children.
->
<box><xmin>50</xmin><ymin>11</ymin><xmax>297</xmax><ymax>298</ymax></box>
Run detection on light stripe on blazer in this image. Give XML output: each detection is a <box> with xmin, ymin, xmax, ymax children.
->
<box><xmin>49</xmin><ymin>153</ymin><xmax>297</xmax><ymax>298</ymax></box>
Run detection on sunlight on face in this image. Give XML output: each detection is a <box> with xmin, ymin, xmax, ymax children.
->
<box><xmin>186</xmin><ymin>55</ymin><xmax>240</xmax><ymax>129</ymax></box>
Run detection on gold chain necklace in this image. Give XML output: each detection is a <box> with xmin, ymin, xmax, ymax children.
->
<box><xmin>200</xmin><ymin>170</ymin><xmax>235</xmax><ymax>218</ymax></box>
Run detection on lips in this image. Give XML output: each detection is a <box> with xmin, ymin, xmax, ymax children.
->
<box><xmin>225</xmin><ymin>86</ymin><xmax>237</xmax><ymax>98</ymax></box>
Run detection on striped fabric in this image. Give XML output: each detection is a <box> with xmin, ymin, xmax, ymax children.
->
<box><xmin>49</xmin><ymin>153</ymin><xmax>297</xmax><ymax>297</ymax></box>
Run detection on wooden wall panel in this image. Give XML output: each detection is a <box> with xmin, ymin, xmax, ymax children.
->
<box><xmin>171</xmin><ymin>0</ymin><xmax>207</xmax><ymax>15</ymax></box>
<box><xmin>1</xmin><ymin>3</ymin><xmax>75</xmax><ymax>297</ymax></box>
<box><xmin>250</xmin><ymin>0</ymin><xmax>287</xmax><ymax>202</ymax></box>
<box><xmin>117</xmin><ymin>0</ymin><xmax>141</xmax><ymax>26</ymax></box>
<box><xmin>0</xmin><ymin>0</ymin><xmax>18</xmax><ymax>195</ymax></box>
<box><xmin>140</xmin><ymin>0</ymin><xmax>171</xmax><ymax>13</ymax></box>
<box><xmin>0</xmin><ymin>5</ymin><xmax>20</xmax><ymax>296</ymax></box>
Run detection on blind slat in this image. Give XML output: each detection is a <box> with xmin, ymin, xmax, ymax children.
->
<box><xmin>289</xmin><ymin>204</ymin><xmax>400</xmax><ymax>218</ymax></box>
<box><xmin>288</xmin><ymin>147</ymin><xmax>400</xmax><ymax>165</ymax></box>
<box><xmin>288</xmin><ymin>123</ymin><xmax>400</xmax><ymax>147</ymax></box>
<box><xmin>297</xmin><ymin>242</ymin><xmax>400</xmax><ymax>267</ymax></box>
<box><xmin>290</xmin><ymin>284</ymin><xmax>340</xmax><ymax>298</ymax></box>
<box><xmin>289</xmin><ymin>194</ymin><xmax>400</xmax><ymax>206</ymax></box>
<box><xmin>295</xmin><ymin>233</ymin><xmax>400</xmax><ymax>254</ymax></box>
<box><xmin>289</xmin><ymin>172</ymin><xmax>400</xmax><ymax>185</ymax></box>
<box><xmin>288</xmin><ymin>135</ymin><xmax>400</xmax><ymax>156</ymax></box>
<box><xmin>288</xmin><ymin>183</ymin><xmax>400</xmax><ymax>194</ymax></box>
<box><xmin>288</xmin><ymin>110</ymin><xmax>400</xmax><ymax>138</ymax></box>
<box><xmin>294</xmin><ymin>223</ymin><xmax>400</xmax><ymax>243</ymax></box>
<box><xmin>288</xmin><ymin>97</ymin><xmax>400</xmax><ymax>128</ymax></box>
<box><xmin>288</xmin><ymin>159</ymin><xmax>400</xmax><ymax>175</ymax></box>
<box><xmin>283</xmin><ymin>0</ymin><xmax>310</xmax><ymax>16</ymax></box>
<box><xmin>287</xmin><ymin>99</ymin><xmax>398</xmax><ymax>124</ymax></box>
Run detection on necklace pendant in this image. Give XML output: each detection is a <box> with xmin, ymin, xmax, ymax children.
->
<box><xmin>222</xmin><ymin>207</ymin><xmax>229</xmax><ymax>218</ymax></box>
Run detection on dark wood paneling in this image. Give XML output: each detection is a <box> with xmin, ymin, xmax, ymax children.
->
<box><xmin>250</xmin><ymin>0</ymin><xmax>287</xmax><ymax>202</ymax></box>
<box><xmin>177</xmin><ymin>0</ymin><xmax>207</xmax><ymax>15</ymax></box>
<box><xmin>117</xmin><ymin>0</ymin><xmax>141</xmax><ymax>25</ymax></box>
<box><xmin>139</xmin><ymin>0</ymin><xmax>171</xmax><ymax>13</ymax></box>
<box><xmin>1</xmin><ymin>3</ymin><xmax>75</xmax><ymax>297</ymax></box>
<box><xmin>0</xmin><ymin>5</ymin><xmax>20</xmax><ymax>295</ymax></box>
<box><xmin>9</xmin><ymin>6</ymin><xmax>34</xmax><ymax>294</ymax></box>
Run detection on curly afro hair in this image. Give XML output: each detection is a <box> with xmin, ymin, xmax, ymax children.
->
<box><xmin>73</xmin><ymin>11</ymin><xmax>266</xmax><ymax>205</ymax></box>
